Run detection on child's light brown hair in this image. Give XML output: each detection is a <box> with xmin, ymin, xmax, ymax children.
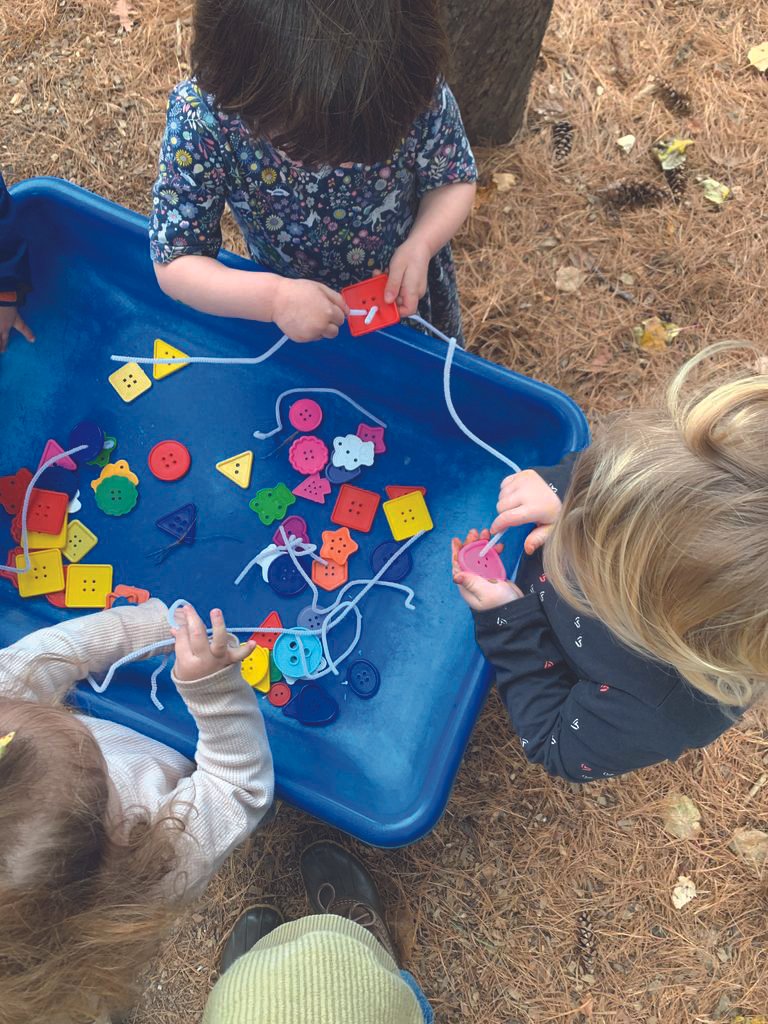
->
<box><xmin>0</xmin><ymin>698</ymin><xmax>182</xmax><ymax>1024</ymax></box>
<box><xmin>545</xmin><ymin>344</ymin><xmax>768</xmax><ymax>709</ymax></box>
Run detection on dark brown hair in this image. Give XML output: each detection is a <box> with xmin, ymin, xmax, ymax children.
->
<box><xmin>191</xmin><ymin>0</ymin><xmax>448</xmax><ymax>165</ymax></box>
<box><xmin>0</xmin><ymin>699</ymin><xmax>183</xmax><ymax>1024</ymax></box>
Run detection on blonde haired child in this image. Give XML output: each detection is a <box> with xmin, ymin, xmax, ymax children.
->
<box><xmin>0</xmin><ymin>601</ymin><xmax>273</xmax><ymax>1024</ymax></box>
<box><xmin>454</xmin><ymin>347</ymin><xmax>767</xmax><ymax>781</ymax></box>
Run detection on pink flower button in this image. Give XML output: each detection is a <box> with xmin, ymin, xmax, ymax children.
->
<box><xmin>289</xmin><ymin>435</ymin><xmax>329</xmax><ymax>475</ymax></box>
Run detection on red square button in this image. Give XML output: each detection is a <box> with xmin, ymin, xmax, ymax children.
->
<box><xmin>342</xmin><ymin>275</ymin><xmax>400</xmax><ymax>337</ymax></box>
<box><xmin>331</xmin><ymin>484</ymin><xmax>381</xmax><ymax>533</ymax></box>
<box><xmin>26</xmin><ymin>488</ymin><xmax>69</xmax><ymax>534</ymax></box>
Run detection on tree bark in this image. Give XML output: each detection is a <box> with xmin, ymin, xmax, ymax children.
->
<box><xmin>442</xmin><ymin>0</ymin><xmax>554</xmax><ymax>145</ymax></box>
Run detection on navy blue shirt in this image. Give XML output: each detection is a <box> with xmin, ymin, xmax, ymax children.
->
<box><xmin>473</xmin><ymin>458</ymin><xmax>737</xmax><ymax>782</ymax></box>
<box><xmin>0</xmin><ymin>172</ymin><xmax>30</xmax><ymax>299</ymax></box>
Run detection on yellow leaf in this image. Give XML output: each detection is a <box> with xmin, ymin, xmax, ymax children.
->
<box><xmin>699</xmin><ymin>177</ymin><xmax>731</xmax><ymax>205</ymax></box>
<box><xmin>652</xmin><ymin>137</ymin><xmax>695</xmax><ymax>171</ymax></box>
<box><xmin>633</xmin><ymin>316</ymin><xmax>680</xmax><ymax>352</ymax></box>
<box><xmin>492</xmin><ymin>172</ymin><xmax>518</xmax><ymax>193</ymax></box>
<box><xmin>747</xmin><ymin>42</ymin><xmax>768</xmax><ymax>72</ymax></box>
<box><xmin>730</xmin><ymin>827</ymin><xmax>768</xmax><ymax>872</ymax></box>
<box><xmin>671</xmin><ymin>874</ymin><xmax>697</xmax><ymax>909</ymax></box>
<box><xmin>616</xmin><ymin>134</ymin><xmax>636</xmax><ymax>154</ymax></box>
<box><xmin>662</xmin><ymin>793</ymin><xmax>702</xmax><ymax>839</ymax></box>
<box><xmin>555</xmin><ymin>266</ymin><xmax>586</xmax><ymax>293</ymax></box>
<box><xmin>0</xmin><ymin>731</ymin><xmax>16</xmax><ymax>761</ymax></box>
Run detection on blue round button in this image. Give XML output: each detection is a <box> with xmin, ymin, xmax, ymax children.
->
<box><xmin>347</xmin><ymin>659</ymin><xmax>380</xmax><ymax>699</ymax></box>
<box><xmin>370</xmin><ymin>541</ymin><xmax>413</xmax><ymax>583</ymax></box>
<box><xmin>67</xmin><ymin>420</ymin><xmax>105</xmax><ymax>465</ymax></box>
<box><xmin>297</xmin><ymin>605</ymin><xmax>330</xmax><ymax>632</ymax></box>
<box><xmin>325</xmin><ymin>463</ymin><xmax>361</xmax><ymax>485</ymax></box>
<box><xmin>273</xmin><ymin>629</ymin><xmax>323</xmax><ymax>678</ymax></box>
<box><xmin>267</xmin><ymin>556</ymin><xmax>309</xmax><ymax>598</ymax></box>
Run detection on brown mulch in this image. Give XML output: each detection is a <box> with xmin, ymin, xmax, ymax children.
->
<box><xmin>2</xmin><ymin>0</ymin><xmax>768</xmax><ymax>1020</ymax></box>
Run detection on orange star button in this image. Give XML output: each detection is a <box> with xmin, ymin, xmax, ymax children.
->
<box><xmin>319</xmin><ymin>527</ymin><xmax>359</xmax><ymax>566</ymax></box>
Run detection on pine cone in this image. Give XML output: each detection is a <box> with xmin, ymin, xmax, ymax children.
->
<box><xmin>664</xmin><ymin>165</ymin><xmax>687</xmax><ymax>202</ymax></box>
<box><xmin>577</xmin><ymin>910</ymin><xmax>597</xmax><ymax>975</ymax></box>
<box><xmin>600</xmin><ymin>180</ymin><xmax>668</xmax><ymax>210</ymax></box>
<box><xmin>552</xmin><ymin>121</ymin><xmax>574</xmax><ymax>164</ymax></box>
<box><xmin>654</xmin><ymin>80</ymin><xmax>692</xmax><ymax>116</ymax></box>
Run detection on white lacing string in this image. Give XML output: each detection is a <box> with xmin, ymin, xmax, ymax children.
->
<box><xmin>253</xmin><ymin>387</ymin><xmax>386</xmax><ymax>441</ymax></box>
<box><xmin>110</xmin><ymin>333</ymin><xmax>289</xmax><ymax>367</ymax></box>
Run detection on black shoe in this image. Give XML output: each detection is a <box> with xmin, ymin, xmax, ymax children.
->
<box><xmin>219</xmin><ymin>904</ymin><xmax>284</xmax><ymax>974</ymax></box>
<box><xmin>300</xmin><ymin>840</ymin><xmax>399</xmax><ymax>964</ymax></box>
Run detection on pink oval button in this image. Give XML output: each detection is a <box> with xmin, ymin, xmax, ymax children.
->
<box><xmin>289</xmin><ymin>399</ymin><xmax>323</xmax><ymax>432</ymax></box>
<box><xmin>289</xmin><ymin>435</ymin><xmax>329</xmax><ymax>475</ymax></box>
<box><xmin>457</xmin><ymin>540</ymin><xmax>507</xmax><ymax>581</ymax></box>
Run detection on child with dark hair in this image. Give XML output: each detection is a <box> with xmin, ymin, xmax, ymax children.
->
<box><xmin>0</xmin><ymin>171</ymin><xmax>35</xmax><ymax>352</ymax></box>
<box><xmin>149</xmin><ymin>0</ymin><xmax>477</xmax><ymax>343</ymax></box>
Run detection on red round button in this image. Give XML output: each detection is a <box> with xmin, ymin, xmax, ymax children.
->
<box><xmin>268</xmin><ymin>682</ymin><xmax>293</xmax><ymax>707</ymax></box>
<box><xmin>148</xmin><ymin>441</ymin><xmax>191</xmax><ymax>482</ymax></box>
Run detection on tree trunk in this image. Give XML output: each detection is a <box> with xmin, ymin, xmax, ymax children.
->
<box><xmin>443</xmin><ymin>0</ymin><xmax>554</xmax><ymax>145</ymax></box>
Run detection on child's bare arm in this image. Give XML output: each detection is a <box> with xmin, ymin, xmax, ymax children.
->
<box><xmin>0</xmin><ymin>600</ymin><xmax>172</xmax><ymax>703</ymax></box>
<box><xmin>154</xmin><ymin>257</ymin><xmax>349</xmax><ymax>343</ymax></box>
<box><xmin>385</xmin><ymin>182</ymin><xmax>476</xmax><ymax>316</ymax></box>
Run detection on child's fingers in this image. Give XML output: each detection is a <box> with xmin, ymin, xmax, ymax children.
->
<box><xmin>183</xmin><ymin>605</ymin><xmax>210</xmax><ymax>657</ymax></box>
<box><xmin>384</xmin><ymin>260</ymin><xmax>405</xmax><ymax>304</ymax></box>
<box><xmin>209</xmin><ymin>609</ymin><xmax>228</xmax><ymax>656</ymax></box>
<box><xmin>491</xmin><ymin>507</ymin><xmax>531</xmax><ymax>535</ymax></box>
<box><xmin>14</xmin><ymin>315</ymin><xmax>35</xmax><ymax>342</ymax></box>
<box><xmin>231</xmin><ymin>639</ymin><xmax>257</xmax><ymax>664</ymax></box>
<box><xmin>320</xmin><ymin>284</ymin><xmax>350</xmax><ymax>316</ymax></box>
<box><xmin>172</xmin><ymin>621</ymin><xmax>193</xmax><ymax>663</ymax></box>
<box><xmin>524</xmin><ymin>524</ymin><xmax>553</xmax><ymax>555</ymax></box>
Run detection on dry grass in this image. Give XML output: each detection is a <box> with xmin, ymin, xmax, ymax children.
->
<box><xmin>3</xmin><ymin>0</ymin><xmax>768</xmax><ymax>1020</ymax></box>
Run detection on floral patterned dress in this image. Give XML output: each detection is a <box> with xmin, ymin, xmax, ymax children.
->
<box><xmin>149</xmin><ymin>78</ymin><xmax>477</xmax><ymax>340</ymax></box>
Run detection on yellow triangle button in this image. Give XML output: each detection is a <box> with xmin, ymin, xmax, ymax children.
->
<box><xmin>153</xmin><ymin>338</ymin><xmax>190</xmax><ymax>380</ymax></box>
<box><xmin>216</xmin><ymin>450</ymin><xmax>253</xmax><ymax>489</ymax></box>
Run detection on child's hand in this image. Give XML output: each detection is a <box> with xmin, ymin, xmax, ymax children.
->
<box><xmin>491</xmin><ymin>470</ymin><xmax>562</xmax><ymax>556</ymax></box>
<box><xmin>272</xmin><ymin>278</ymin><xmax>349</xmax><ymax>342</ymax></box>
<box><xmin>384</xmin><ymin>238</ymin><xmax>431</xmax><ymax>317</ymax></box>
<box><xmin>172</xmin><ymin>605</ymin><xmax>255</xmax><ymax>683</ymax></box>
<box><xmin>0</xmin><ymin>304</ymin><xmax>35</xmax><ymax>353</ymax></box>
<box><xmin>452</xmin><ymin>530</ymin><xmax>523</xmax><ymax>612</ymax></box>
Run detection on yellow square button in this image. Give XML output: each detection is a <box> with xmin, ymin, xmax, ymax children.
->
<box><xmin>15</xmin><ymin>549</ymin><xmax>65</xmax><ymax>598</ymax></box>
<box><xmin>65</xmin><ymin>564</ymin><xmax>114</xmax><ymax>608</ymax></box>
<box><xmin>382</xmin><ymin>491</ymin><xmax>434</xmax><ymax>541</ymax></box>
<box><xmin>63</xmin><ymin>520</ymin><xmax>99</xmax><ymax>563</ymax></box>
<box><xmin>27</xmin><ymin>512</ymin><xmax>68</xmax><ymax>551</ymax></box>
<box><xmin>108</xmin><ymin>362</ymin><xmax>152</xmax><ymax>403</ymax></box>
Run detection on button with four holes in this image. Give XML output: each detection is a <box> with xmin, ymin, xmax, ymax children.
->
<box><xmin>370</xmin><ymin>540</ymin><xmax>413</xmax><ymax>583</ymax></box>
<box><xmin>26</xmin><ymin>488</ymin><xmax>69</xmax><ymax>534</ymax></box>
<box><xmin>65</xmin><ymin>563</ymin><xmax>114</xmax><ymax>608</ymax></box>
<box><xmin>457</xmin><ymin>540</ymin><xmax>507</xmax><ymax>581</ymax></box>
<box><xmin>289</xmin><ymin>399</ymin><xmax>323</xmax><ymax>432</ymax></box>
<box><xmin>297</xmin><ymin>605</ymin><xmax>329</xmax><ymax>632</ymax></box>
<box><xmin>148</xmin><ymin>440</ymin><xmax>191</xmax><ymax>481</ymax></box>
<box><xmin>272</xmin><ymin>629</ymin><xmax>323</xmax><ymax>679</ymax></box>
<box><xmin>331</xmin><ymin>484</ymin><xmax>380</xmax><ymax>533</ymax></box>
<box><xmin>267</xmin><ymin>556</ymin><xmax>308</xmax><ymax>597</ymax></box>
<box><xmin>347</xmin><ymin>659</ymin><xmax>381</xmax><ymax>699</ymax></box>
<box><xmin>382</xmin><ymin>490</ymin><xmax>433</xmax><ymax>541</ymax></box>
<box><xmin>289</xmin><ymin>435</ymin><xmax>329</xmax><ymax>475</ymax></box>
<box><xmin>108</xmin><ymin>362</ymin><xmax>152</xmax><ymax>403</ymax></box>
<box><xmin>15</xmin><ymin>549</ymin><xmax>65</xmax><ymax>598</ymax></box>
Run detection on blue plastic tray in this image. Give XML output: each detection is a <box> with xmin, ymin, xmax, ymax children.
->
<box><xmin>0</xmin><ymin>178</ymin><xmax>588</xmax><ymax>846</ymax></box>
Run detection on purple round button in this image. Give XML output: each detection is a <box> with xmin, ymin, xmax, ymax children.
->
<box><xmin>67</xmin><ymin>420</ymin><xmax>105</xmax><ymax>464</ymax></box>
<box><xmin>347</xmin><ymin>659</ymin><xmax>380</xmax><ymax>699</ymax></box>
<box><xmin>274</xmin><ymin>515</ymin><xmax>310</xmax><ymax>547</ymax></box>
<box><xmin>370</xmin><ymin>541</ymin><xmax>413</xmax><ymax>583</ymax></box>
<box><xmin>325</xmin><ymin>463</ymin><xmax>361</xmax><ymax>485</ymax></box>
<box><xmin>267</xmin><ymin>555</ymin><xmax>309</xmax><ymax>597</ymax></box>
<box><xmin>36</xmin><ymin>465</ymin><xmax>79</xmax><ymax>499</ymax></box>
<box><xmin>297</xmin><ymin>605</ymin><xmax>330</xmax><ymax>632</ymax></box>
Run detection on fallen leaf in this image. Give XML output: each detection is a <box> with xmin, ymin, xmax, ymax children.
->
<box><xmin>555</xmin><ymin>266</ymin><xmax>587</xmax><ymax>293</ymax></box>
<box><xmin>699</xmin><ymin>177</ymin><xmax>731</xmax><ymax>205</ymax></box>
<box><xmin>730</xmin><ymin>827</ymin><xmax>768</xmax><ymax>872</ymax></box>
<box><xmin>492</xmin><ymin>172</ymin><xmax>518</xmax><ymax>193</ymax></box>
<box><xmin>110</xmin><ymin>0</ymin><xmax>136</xmax><ymax>31</ymax></box>
<box><xmin>671</xmin><ymin>874</ymin><xmax>697</xmax><ymax>909</ymax></box>
<box><xmin>662</xmin><ymin>793</ymin><xmax>702</xmax><ymax>839</ymax></box>
<box><xmin>616</xmin><ymin>134</ymin><xmax>636</xmax><ymax>154</ymax></box>
<box><xmin>652</xmin><ymin>137</ymin><xmax>695</xmax><ymax>171</ymax></box>
<box><xmin>747</xmin><ymin>42</ymin><xmax>768</xmax><ymax>73</ymax></box>
<box><xmin>633</xmin><ymin>316</ymin><xmax>681</xmax><ymax>352</ymax></box>
<box><xmin>588</xmin><ymin>345</ymin><xmax>612</xmax><ymax>371</ymax></box>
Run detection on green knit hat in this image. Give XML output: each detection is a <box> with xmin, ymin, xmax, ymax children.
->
<box><xmin>203</xmin><ymin>915</ymin><xmax>423</xmax><ymax>1024</ymax></box>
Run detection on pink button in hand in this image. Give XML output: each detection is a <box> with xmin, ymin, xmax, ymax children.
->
<box><xmin>457</xmin><ymin>540</ymin><xmax>507</xmax><ymax>581</ymax></box>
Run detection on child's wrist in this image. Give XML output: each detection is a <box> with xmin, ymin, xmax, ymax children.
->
<box><xmin>0</xmin><ymin>290</ymin><xmax>18</xmax><ymax>307</ymax></box>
